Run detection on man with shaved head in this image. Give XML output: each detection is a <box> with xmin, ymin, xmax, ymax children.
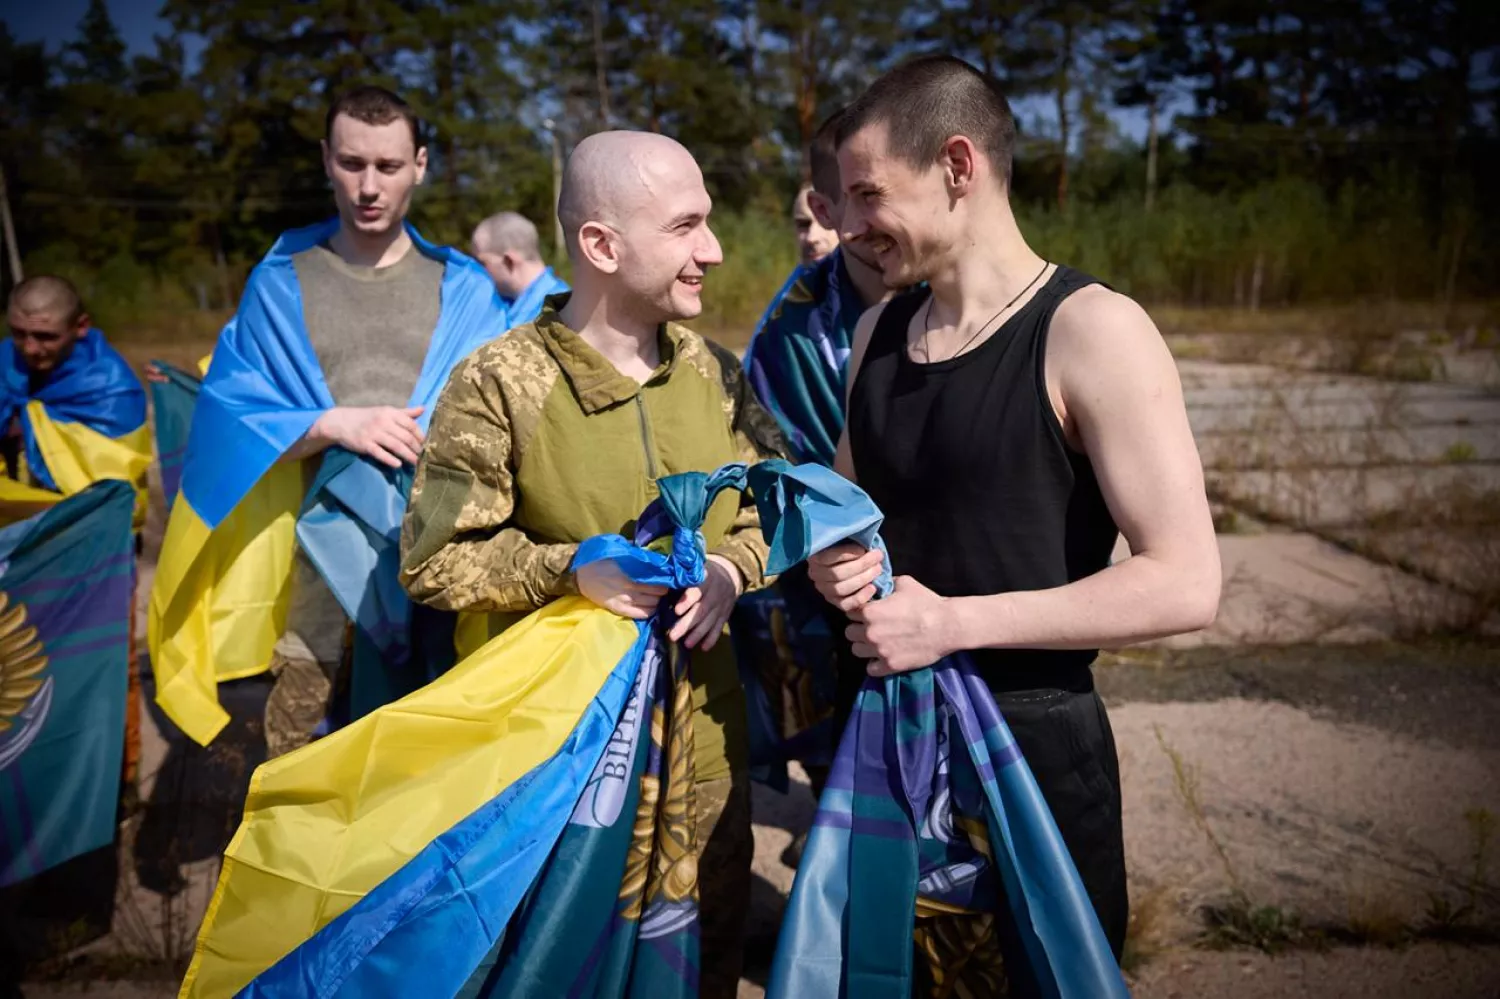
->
<box><xmin>402</xmin><ymin>130</ymin><xmax>783</xmax><ymax>997</ymax></box>
<box><xmin>470</xmin><ymin>210</ymin><xmax>569</xmax><ymax>324</ymax></box>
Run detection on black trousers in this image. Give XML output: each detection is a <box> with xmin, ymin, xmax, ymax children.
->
<box><xmin>835</xmin><ymin>659</ymin><xmax>1129</xmax><ymax>995</ymax></box>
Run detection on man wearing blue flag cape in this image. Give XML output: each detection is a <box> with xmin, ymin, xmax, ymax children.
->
<box><xmin>790</xmin><ymin>56</ymin><xmax>1222</xmax><ymax>996</ymax></box>
<box><xmin>401</xmin><ymin>130</ymin><xmax>784</xmax><ymax>999</ymax></box>
<box><xmin>471</xmin><ymin>210</ymin><xmax>571</xmax><ymax>325</ymax></box>
<box><xmin>2</xmin><ymin>275</ymin><xmax>150</xmax><ymax>524</ymax></box>
<box><xmin>148</xmin><ymin>84</ymin><xmax>509</xmax><ymax>752</ymax></box>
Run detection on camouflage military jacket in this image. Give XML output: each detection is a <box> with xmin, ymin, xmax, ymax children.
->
<box><xmin>399</xmin><ymin>298</ymin><xmax>784</xmax><ymax>779</ymax></box>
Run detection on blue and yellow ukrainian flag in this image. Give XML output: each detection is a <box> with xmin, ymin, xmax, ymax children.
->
<box><xmin>181</xmin><ymin>466</ymin><xmax>749</xmax><ymax>999</ymax></box>
<box><xmin>0</xmin><ymin>327</ymin><xmax>151</xmax><ymax>527</ymax></box>
<box><xmin>0</xmin><ymin>480</ymin><xmax>136</xmax><ymax>886</ymax></box>
<box><xmin>147</xmin><ymin>220</ymin><xmax>507</xmax><ymax>747</ymax></box>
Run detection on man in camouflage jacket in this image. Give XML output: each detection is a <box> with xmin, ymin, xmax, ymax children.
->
<box><xmin>399</xmin><ymin>131</ymin><xmax>783</xmax><ymax>999</ymax></box>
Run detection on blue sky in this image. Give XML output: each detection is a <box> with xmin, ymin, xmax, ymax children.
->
<box><xmin>5</xmin><ymin>0</ymin><xmax>1159</xmax><ymax>145</ymax></box>
<box><xmin>5</xmin><ymin>0</ymin><xmax>168</xmax><ymax>56</ymax></box>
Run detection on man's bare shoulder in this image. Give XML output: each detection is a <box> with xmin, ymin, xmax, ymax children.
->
<box><xmin>1050</xmin><ymin>283</ymin><xmax>1162</xmax><ymax>354</ymax></box>
<box><xmin>1048</xmin><ymin>281</ymin><xmax>1183</xmax><ymax>435</ymax></box>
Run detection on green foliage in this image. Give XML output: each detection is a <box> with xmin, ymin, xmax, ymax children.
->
<box><xmin>0</xmin><ymin>1</ymin><xmax>1496</xmax><ymax>340</ymax></box>
<box><xmin>697</xmin><ymin>210</ymin><xmax>799</xmax><ymax>342</ymax></box>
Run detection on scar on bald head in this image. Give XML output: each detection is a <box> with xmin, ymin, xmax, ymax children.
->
<box><xmin>8</xmin><ymin>275</ymin><xmax>85</xmax><ymax>326</ymax></box>
<box><xmin>556</xmin><ymin>130</ymin><xmax>698</xmax><ymax>257</ymax></box>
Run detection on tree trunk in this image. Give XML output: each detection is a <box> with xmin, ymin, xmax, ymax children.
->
<box><xmin>1443</xmin><ymin>219</ymin><xmax>1467</xmax><ymax>331</ymax></box>
<box><xmin>978</xmin><ymin>1</ymin><xmax>996</xmax><ymax>78</ymax></box>
<box><xmin>1249</xmin><ymin>250</ymin><xmax>1265</xmax><ymax>313</ymax></box>
<box><xmin>1145</xmin><ymin>95</ymin><xmax>1159</xmax><ymax>212</ymax></box>
<box><xmin>796</xmin><ymin>10</ymin><xmax>818</xmax><ymax>183</ymax></box>
<box><xmin>212</xmin><ymin>216</ymin><xmax>231</xmax><ymax>308</ymax></box>
<box><xmin>0</xmin><ymin>165</ymin><xmax>23</xmax><ymax>284</ymax></box>
<box><xmin>592</xmin><ymin>0</ymin><xmax>612</xmax><ymax>128</ymax></box>
<box><xmin>1055</xmin><ymin>19</ymin><xmax>1072</xmax><ymax>211</ymax></box>
<box><xmin>742</xmin><ymin>2</ymin><xmax>760</xmax><ymax>118</ymax></box>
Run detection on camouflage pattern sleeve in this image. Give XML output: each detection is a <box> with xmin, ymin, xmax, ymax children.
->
<box><xmin>399</xmin><ymin>353</ymin><xmax>580</xmax><ymax>612</ymax></box>
<box><xmin>705</xmin><ymin>339</ymin><xmax>787</xmax><ymax>593</ymax></box>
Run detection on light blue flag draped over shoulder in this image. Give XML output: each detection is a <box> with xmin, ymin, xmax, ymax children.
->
<box><xmin>750</xmin><ymin>461</ymin><xmax>1130</xmax><ymax>999</ymax></box>
<box><xmin>237</xmin><ymin>464</ymin><xmax>752</xmax><ymax>999</ymax></box>
<box><xmin>505</xmin><ymin>267</ymin><xmax>570</xmax><ymax>327</ymax></box>
<box><xmin>0</xmin><ymin>481</ymin><xmax>136</xmax><ymax>885</ymax></box>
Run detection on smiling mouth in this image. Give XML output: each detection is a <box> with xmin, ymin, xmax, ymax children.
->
<box><xmin>678</xmin><ymin>276</ymin><xmax>703</xmax><ymax>289</ymax></box>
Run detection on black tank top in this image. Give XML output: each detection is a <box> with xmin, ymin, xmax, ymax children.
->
<box><xmin>847</xmin><ymin>266</ymin><xmax>1118</xmax><ymax>693</ymax></box>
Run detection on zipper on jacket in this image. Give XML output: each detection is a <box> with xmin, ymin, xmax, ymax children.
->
<box><xmin>635</xmin><ymin>393</ymin><xmax>660</xmax><ymax>481</ymax></box>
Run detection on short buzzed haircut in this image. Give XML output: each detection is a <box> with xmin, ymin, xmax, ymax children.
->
<box><xmin>8</xmin><ymin>275</ymin><xmax>84</xmax><ymax>325</ymax></box>
<box><xmin>472</xmin><ymin>212</ymin><xmax>543</xmax><ymax>261</ymax></box>
<box><xmin>326</xmin><ymin>85</ymin><xmax>423</xmax><ymax>151</ymax></box>
<box><xmin>809</xmin><ymin>108</ymin><xmax>844</xmax><ymax>201</ymax></box>
<box><xmin>837</xmin><ymin>55</ymin><xmax>1017</xmax><ymax>187</ymax></box>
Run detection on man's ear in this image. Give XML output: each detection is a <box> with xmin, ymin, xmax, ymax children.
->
<box><xmin>413</xmin><ymin>146</ymin><xmax>429</xmax><ymax>186</ymax></box>
<box><xmin>807</xmin><ymin>190</ymin><xmax>840</xmax><ymax>232</ymax></box>
<box><xmin>942</xmin><ymin>135</ymin><xmax>978</xmax><ymax>195</ymax></box>
<box><xmin>576</xmin><ymin>221</ymin><xmax>619</xmax><ymax>274</ymax></box>
<box><xmin>73</xmin><ymin>312</ymin><xmax>91</xmax><ymax>336</ymax></box>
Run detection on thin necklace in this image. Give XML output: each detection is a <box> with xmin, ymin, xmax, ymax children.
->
<box><xmin>917</xmin><ymin>261</ymin><xmax>1050</xmax><ymax>363</ymax></box>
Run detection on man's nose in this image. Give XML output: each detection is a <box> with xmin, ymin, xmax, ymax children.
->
<box><xmin>697</xmin><ymin>225</ymin><xmax>724</xmax><ymax>266</ymax></box>
<box><xmin>358</xmin><ymin>168</ymin><xmax>380</xmax><ymax>199</ymax></box>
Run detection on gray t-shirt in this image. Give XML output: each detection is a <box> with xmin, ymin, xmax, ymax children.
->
<box><xmin>277</xmin><ymin>241</ymin><xmax>445</xmax><ymax>669</ymax></box>
<box><xmin>292</xmin><ymin>241</ymin><xmax>444</xmax><ymax>406</ymax></box>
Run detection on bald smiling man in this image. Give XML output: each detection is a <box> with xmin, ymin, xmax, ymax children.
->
<box><xmin>399</xmin><ymin>130</ymin><xmax>784</xmax><ymax>997</ymax></box>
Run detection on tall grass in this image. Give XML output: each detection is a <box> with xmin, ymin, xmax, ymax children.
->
<box><xmin>698</xmin><ymin>210</ymin><xmax>800</xmax><ymax>345</ymax></box>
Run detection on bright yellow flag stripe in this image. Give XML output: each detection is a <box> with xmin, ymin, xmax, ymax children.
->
<box><xmin>26</xmin><ymin>400</ymin><xmax>151</xmax><ymax>527</ymax></box>
<box><xmin>180</xmin><ymin>595</ymin><xmax>640</xmax><ymax>999</ymax></box>
<box><xmin>148</xmin><ymin>460</ymin><xmax>309</xmax><ymax>747</ymax></box>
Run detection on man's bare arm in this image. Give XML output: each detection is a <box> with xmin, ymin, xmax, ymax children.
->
<box><xmin>941</xmin><ymin>287</ymin><xmax>1221</xmax><ymax>650</ymax></box>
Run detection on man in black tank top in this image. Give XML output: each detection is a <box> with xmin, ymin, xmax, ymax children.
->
<box><xmin>807</xmin><ymin>55</ymin><xmax>1222</xmax><ymax>993</ymax></box>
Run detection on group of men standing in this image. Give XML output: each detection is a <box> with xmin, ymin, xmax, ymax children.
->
<box><xmin>4</xmin><ymin>53</ymin><xmax>1221</xmax><ymax>999</ymax></box>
